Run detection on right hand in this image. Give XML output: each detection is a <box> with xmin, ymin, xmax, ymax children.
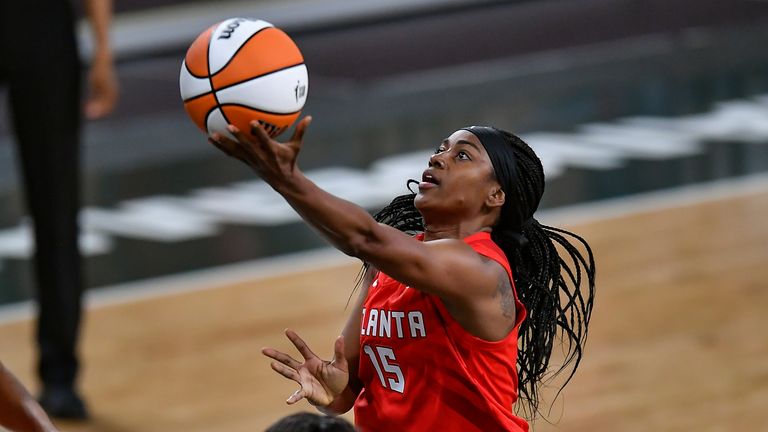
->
<box><xmin>84</xmin><ymin>51</ymin><xmax>118</xmax><ymax>120</ymax></box>
<box><xmin>261</xmin><ymin>329</ymin><xmax>349</xmax><ymax>407</ymax></box>
<box><xmin>209</xmin><ymin>117</ymin><xmax>311</xmax><ymax>186</ymax></box>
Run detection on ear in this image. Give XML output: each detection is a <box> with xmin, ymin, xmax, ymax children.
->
<box><xmin>486</xmin><ymin>186</ymin><xmax>505</xmax><ymax>210</ymax></box>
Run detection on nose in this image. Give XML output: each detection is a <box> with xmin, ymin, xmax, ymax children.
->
<box><xmin>429</xmin><ymin>152</ymin><xmax>446</xmax><ymax>168</ymax></box>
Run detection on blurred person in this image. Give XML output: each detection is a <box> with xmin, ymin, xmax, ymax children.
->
<box><xmin>213</xmin><ymin>119</ymin><xmax>595</xmax><ymax>431</ymax></box>
<box><xmin>0</xmin><ymin>361</ymin><xmax>59</xmax><ymax>432</ymax></box>
<box><xmin>0</xmin><ymin>0</ymin><xmax>118</xmax><ymax>419</ymax></box>
<box><xmin>265</xmin><ymin>412</ymin><xmax>355</xmax><ymax>432</ymax></box>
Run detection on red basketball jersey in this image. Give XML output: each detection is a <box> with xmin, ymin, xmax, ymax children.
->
<box><xmin>353</xmin><ymin>232</ymin><xmax>529</xmax><ymax>432</ymax></box>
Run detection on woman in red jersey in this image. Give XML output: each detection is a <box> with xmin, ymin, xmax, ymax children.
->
<box><xmin>210</xmin><ymin>118</ymin><xmax>595</xmax><ymax>431</ymax></box>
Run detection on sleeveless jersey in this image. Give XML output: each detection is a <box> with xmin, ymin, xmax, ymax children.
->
<box><xmin>353</xmin><ymin>231</ymin><xmax>529</xmax><ymax>432</ymax></box>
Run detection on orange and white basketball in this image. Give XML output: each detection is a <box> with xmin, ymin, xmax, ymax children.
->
<box><xmin>179</xmin><ymin>18</ymin><xmax>308</xmax><ymax>138</ymax></box>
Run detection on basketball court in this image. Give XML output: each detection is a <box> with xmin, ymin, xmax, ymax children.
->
<box><xmin>1</xmin><ymin>173</ymin><xmax>766</xmax><ymax>431</ymax></box>
<box><xmin>1</xmin><ymin>1</ymin><xmax>767</xmax><ymax>430</ymax></box>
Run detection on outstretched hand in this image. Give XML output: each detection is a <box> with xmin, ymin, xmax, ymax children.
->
<box><xmin>262</xmin><ymin>329</ymin><xmax>349</xmax><ymax>407</ymax></box>
<box><xmin>209</xmin><ymin>117</ymin><xmax>312</xmax><ymax>186</ymax></box>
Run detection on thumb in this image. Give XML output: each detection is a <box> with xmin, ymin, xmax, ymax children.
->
<box><xmin>286</xmin><ymin>389</ymin><xmax>305</xmax><ymax>405</ymax></box>
<box><xmin>287</xmin><ymin>116</ymin><xmax>312</xmax><ymax>152</ymax></box>
<box><xmin>332</xmin><ymin>335</ymin><xmax>347</xmax><ymax>370</ymax></box>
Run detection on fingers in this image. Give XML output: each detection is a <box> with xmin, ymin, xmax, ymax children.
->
<box><xmin>285</xmin><ymin>329</ymin><xmax>318</xmax><ymax>361</ymax></box>
<box><xmin>231</xmin><ymin>124</ymin><xmax>273</xmax><ymax>163</ymax></box>
<box><xmin>209</xmin><ymin>132</ymin><xmax>240</xmax><ymax>154</ymax></box>
<box><xmin>269</xmin><ymin>360</ymin><xmax>300</xmax><ymax>382</ymax></box>
<box><xmin>85</xmin><ymin>63</ymin><xmax>118</xmax><ymax>120</ymax></box>
<box><xmin>211</xmin><ymin>133</ymin><xmax>255</xmax><ymax>164</ymax></box>
<box><xmin>84</xmin><ymin>97</ymin><xmax>115</xmax><ymax>120</ymax></box>
<box><xmin>211</xmin><ymin>127</ymin><xmax>268</xmax><ymax>166</ymax></box>
<box><xmin>227</xmin><ymin>124</ymin><xmax>255</xmax><ymax>146</ymax></box>
<box><xmin>284</xmin><ymin>116</ymin><xmax>311</xmax><ymax>154</ymax></box>
<box><xmin>261</xmin><ymin>347</ymin><xmax>302</xmax><ymax>370</ymax></box>
<box><xmin>290</xmin><ymin>116</ymin><xmax>312</xmax><ymax>143</ymax></box>
<box><xmin>262</xmin><ymin>347</ymin><xmax>306</xmax><ymax>405</ymax></box>
<box><xmin>286</xmin><ymin>389</ymin><xmax>305</xmax><ymax>405</ymax></box>
<box><xmin>226</xmin><ymin>125</ymin><xmax>258</xmax><ymax>156</ymax></box>
<box><xmin>85</xmin><ymin>81</ymin><xmax>118</xmax><ymax>119</ymax></box>
<box><xmin>249</xmin><ymin>120</ymin><xmax>273</xmax><ymax>145</ymax></box>
<box><xmin>208</xmin><ymin>136</ymin><xmax>233</xmax><ymax>157</ymax></box>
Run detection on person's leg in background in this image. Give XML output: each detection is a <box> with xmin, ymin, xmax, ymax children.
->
<box><xmin>5</xmin><ymin>10</ymin><xmax>88</xmax><ymax>419</ymax></box>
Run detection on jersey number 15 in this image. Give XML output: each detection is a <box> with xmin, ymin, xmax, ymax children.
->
<box><xmin>363</xmin><ymin>344</ymin><xmax>405</xmax><ymax>394</ymax></box>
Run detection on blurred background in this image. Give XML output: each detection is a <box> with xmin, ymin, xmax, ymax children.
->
<box><xmin>0</xmin><ymin>0</ymin><xmax>767</xmax><ymax>430</ymax></box>
<box><xmin>1</xmin><ymin>0</ymin><xmax>767</xmax><ymax>298</ymax></box>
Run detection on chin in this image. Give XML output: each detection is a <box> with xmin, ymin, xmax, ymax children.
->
<box><xmin>414</xmin><ymin>193</ymin><xmax>427</xmax><ymax>210</ymax></box>
<box><xmin>413</xmin><ymin>193</ymin><xmax>441</xmax><ymax>218</ymax></box>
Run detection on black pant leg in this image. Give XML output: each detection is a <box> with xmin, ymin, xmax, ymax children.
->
<box><xmin>6</xmin><ymin>38</ymin><xmax>83</xmax><ymax>389</ymax></box>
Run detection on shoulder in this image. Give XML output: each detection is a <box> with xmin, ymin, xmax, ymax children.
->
<box><xmin>463</xmin><ymin>231</ymin><xmax>504</xmax><ymax>255</ymax></box>
<box><xmin>464</xmin><ymin>232</ymin><xmax>511</xmax><ymax>276</ymax></box>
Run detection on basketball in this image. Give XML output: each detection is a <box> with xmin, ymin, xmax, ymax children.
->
<box><xmin>179</xmin><ymin>18</ymin><xmax>308</xmax><ymax>138</ymax></box>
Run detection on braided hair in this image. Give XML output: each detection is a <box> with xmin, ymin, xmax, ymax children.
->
<box><xmin>358</xmin><ymin>127</ymin><xmax>596</xmax><ymax>420</ymax></box>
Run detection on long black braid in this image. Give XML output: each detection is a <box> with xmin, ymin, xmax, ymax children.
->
<box><xmin>358</xmin><ymin>129</ymin><xmax>596</xmax><ymax>420</ymax></box>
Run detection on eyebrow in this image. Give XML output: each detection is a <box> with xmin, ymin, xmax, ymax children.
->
<box><xmin>442</xmin><ymin>139</ymin><xmax>482</xmax><ymax>152</ymax></box>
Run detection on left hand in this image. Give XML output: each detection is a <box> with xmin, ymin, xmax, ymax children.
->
<box><xmin>209</xmin><ymin>116</ymin><xmax>312</xmax><ymax>185</ymax></box>
<box><xmin>261</xmin><ymin>329</ymin><xmax>349</xmax><ymax>407</ymax></box>
<box><xmin>84</xmin><ymin>53</ymin><xmax>118</xmax><ymax>119</ymax></box>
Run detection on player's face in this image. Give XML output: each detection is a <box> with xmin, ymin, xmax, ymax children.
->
<box><xmin>414</xmin><ymin>130</ymin><xmax>502</xmax><ymax>221</ymax></box>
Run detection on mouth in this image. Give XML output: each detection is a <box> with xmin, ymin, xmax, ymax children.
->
<box><xmin>419</xmin><ymin>170</ymin><xmax>440</xmax><ymax>189</ymax></box>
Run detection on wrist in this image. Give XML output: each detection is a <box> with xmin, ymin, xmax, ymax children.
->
<box><xmin>308</xmin><ymin>398</ymin><xmax>329</xmax><ymax>408</ymax></box>
<box><xmin>270</xmin><ymin>169</ymin><xmax>305</xmax><ymax>196</ymax></box>
<box><xmin>91</xmin><ymin>46</ymin><xmax>113</xmax><ymax>65</ymax></box>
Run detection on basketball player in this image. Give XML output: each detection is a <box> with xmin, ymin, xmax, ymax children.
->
<box><xmin>0</xmin><ymin>0</ymin><xmax>118</xmax><ymax>419</ymax></box>
<box><xmin>0</xmin><ymin>361</ymin><xmax>59</xmax><ymax>431</ymax></box>
<box><xmin>211</xmin><ymin>118</ymin><xmax>595</xmax><ymax>431</ymax></box>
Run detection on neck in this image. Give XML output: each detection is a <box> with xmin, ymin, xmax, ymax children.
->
<box><xmin>422</xmin><ymin>219</ymin><xmax>492</xmax><ymax>241</ymax></box>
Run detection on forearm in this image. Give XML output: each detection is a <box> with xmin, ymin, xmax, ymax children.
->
<box><xmin>272</xmin><ymin>170</ymin><xmax>439</xmax><ymax>291</ymax></box>
<box><xmin>274</xmin><ymin>171</ymin><xmax>382</xmax><ymax>257</ymax></box>
<box><xmin>219</xmin><ymin>121</ymin><xmax>413</xmax><ymax>266</ymax></box>
<box><xmin>83</xmin><ymin>0</ymin><xmax>113</xmax><ymax>61</ymax></box>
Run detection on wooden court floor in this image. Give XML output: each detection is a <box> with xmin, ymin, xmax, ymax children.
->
<box><xmin>1</xmin><ymin>178</ymin><xmax>767</xmax><ymax>431</ymax></box>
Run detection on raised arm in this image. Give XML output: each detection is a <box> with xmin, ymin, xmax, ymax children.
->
<box><xmin>211</xmin><ymin>121</ymin><xmax>502</xmax><ymax>307</ymax></box>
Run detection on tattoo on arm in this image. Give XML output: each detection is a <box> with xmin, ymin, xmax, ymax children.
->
<box><xmin>498</xmin><ymin>272</ymin><xmax>515</xmax><ymax>320</ymax></box>
<box><xmin>480</xmin><ymin>257</ymin><xmax>516</xmax><ymax>320</ymax></box>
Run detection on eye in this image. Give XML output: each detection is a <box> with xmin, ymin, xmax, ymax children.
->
<box><xmin>457</xmin><ymin>151</ymin><xmax>471</xmax><ymax>160</ymax></box>
<box><xmin>434</xmin><ymin>146</ymin><xmax>446</xmax><ymax>154</ymax></box>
